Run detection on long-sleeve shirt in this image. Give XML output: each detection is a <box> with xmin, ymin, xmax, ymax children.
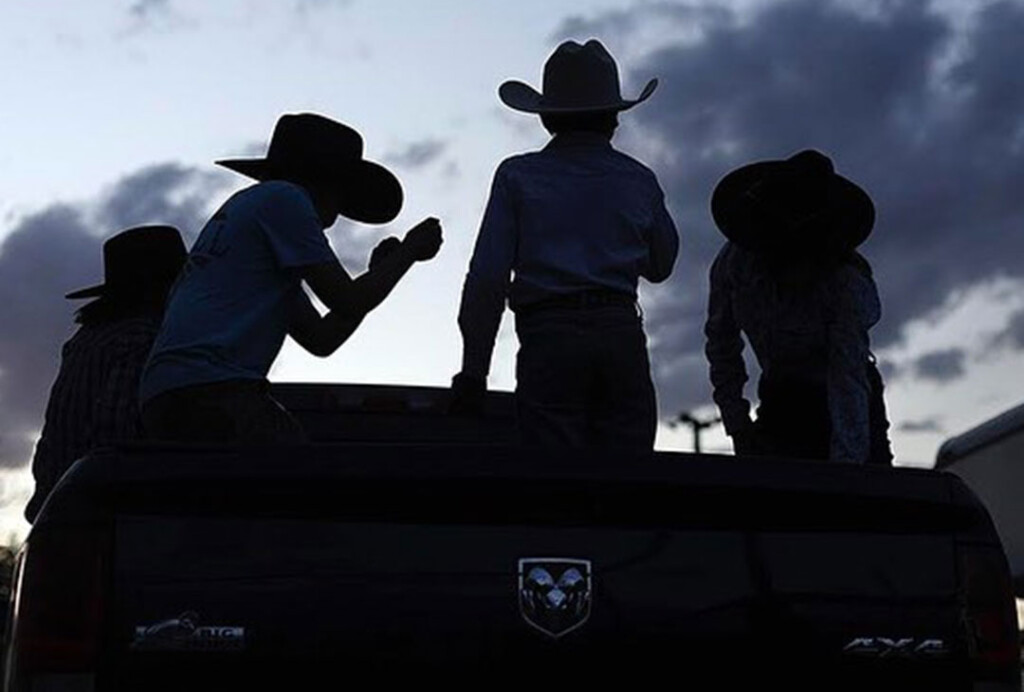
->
<box><xmin>27</xmin><ymin>316</ymin><xmax>159</xmax><ymax>522</ymax></box>
<box><xmin>458</xmin><ymin>132</ymin><xmax>679</xmax><ymax>378</ymax></box>
<box><xmin>704</xmin><ymin>242</ymin><xmax>881</xmax><ymax>463</ymax></box>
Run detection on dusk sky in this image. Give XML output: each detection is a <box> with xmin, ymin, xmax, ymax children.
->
<box><xmin>2</xmin><ymin>0</ymin><xmax>1023</xmax><ymax>538</ymax></box>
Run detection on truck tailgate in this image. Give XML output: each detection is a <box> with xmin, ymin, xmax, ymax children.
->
<box><xmin>79</xmin><ymin>444</ymin><xmax>977</xmax><ymax>688</ymax></box>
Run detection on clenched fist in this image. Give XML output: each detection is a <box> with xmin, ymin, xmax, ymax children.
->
<box><xmin>403</xmin><ymin>217</ymin><xmax>443</xmax><ymax>262</ymax></box>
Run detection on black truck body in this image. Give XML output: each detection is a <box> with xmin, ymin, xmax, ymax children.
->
<box><xmin>4</xmin><ymin>384</ymin><xmax>1020</xmax><ymax>690</ymax></box>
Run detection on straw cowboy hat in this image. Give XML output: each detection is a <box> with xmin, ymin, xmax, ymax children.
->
<box><xmin>499</xmin><ymin>39</ymin><xmax>658</xmax><ymax>114</ymax></box>
<box><xmin>710</xmin><ymin>149</ymin><xmax>875</xmax><ymax>255</ymax></box>
<box><xmin>66</xmin><ymin>225</ymin><xmax>187</xmax><ymax>300</ymax></box>
<box><xmin>216</xmin><ymin>113</ymin><xmax>403</xmax><ymax>224</ymax></box>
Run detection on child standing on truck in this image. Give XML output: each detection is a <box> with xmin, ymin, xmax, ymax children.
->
<box><xmin>704</xmin><ymin>149</ymin><xmax>893</xmax><ymax>464</ymax></box>
<box><xmin>450</xmin><ymin>40</ymin><xmax>679</xmax><ymax>449</ymax></box>
<box><xmin>139</xmin><ymin>113</ymin><xmax>442</xmax><ymax>443</ymax></box>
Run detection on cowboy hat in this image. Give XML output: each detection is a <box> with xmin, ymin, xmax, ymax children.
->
<box><xmin>710</xmin><ymin>150</ymin><xmax>875</xmax><ymax>255</ymax></box>
<box><xmin>499</xmin><ymin>39</ymin><xmax>658</xmax><ymax>114</ymax></box>
<box><xmin>66</xmin><ymin>225</ymin><xmax>187</xmax><ymax>299</ymax></box>
<box><xmin>216</xmin><ymin>113</ymin><xmax>403</xmax><ymax>224</ymax></box>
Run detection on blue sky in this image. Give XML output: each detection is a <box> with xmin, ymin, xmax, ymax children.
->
<box><xmin>2</xmin><ymin>0</ymin><xmax>1024</xmax><ymax>538</ymax></box>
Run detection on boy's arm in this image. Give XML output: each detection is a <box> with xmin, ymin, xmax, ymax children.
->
<box><xmin>287</xmin><ymin>288</ymin><xmax>365</xmax><ymax>358</ymax></box>
<box><xmin>642</xmin><ymin>182</ymin><xmax>679</xmax><ymax>283</ymax></box>
<box><xmin>704</xmin><ymin>245</ymin><xmax>752</xmax><ymax>442</ymax></box>
<box><xmin>457</xmin><ymin>166</ymin><xmax>516</xmax><ymax>381</ymax></box>
<box><xmin>300</xmin><ymin>217</ymin><xmax>442</xmax><ymax>321</ymax></box>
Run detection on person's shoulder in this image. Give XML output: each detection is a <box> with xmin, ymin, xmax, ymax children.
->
<box><xmin>226</xmin><ymin>180</ymin><xmax>310</xmax><ymax>217</ymax></box>
<box><xmin>68</xmin><ymin>317</ymin><xmax>159</xmax><ymax>357</ymax></box>
<box><xmin>710</xmin><ymin>242</ymin><xmax>747</xmax><ymax>282</ymax></box>
<box><xmin>100</xmin><ymin>316</ymin><xmax>162</xmax><ymax>345</ymax></box>
<box><xmin>833</xmin><ymin>254</ymin><xmax>877</xmax><ymax>289</ymax></box>
<box><xmin>608</xmin><ymin>147</ymin><xmax>660</xmax><ymax>180</ymax></box>
<box><xmin>828</xmin><ymin>255</ymin><xmax>881</xmax><ymax>323</ymax></box>
<box><xmin>249</xmin><ymin>180</ymin><xmax>314</xmax><ymax>207</ymax></box>
<box><xmin>495</xmin><ymin>151</ymin><xmax>541</xmax><ymax>174</ymax></box>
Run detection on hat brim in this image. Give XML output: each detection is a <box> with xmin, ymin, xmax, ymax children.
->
<box><xmin>215</xmin><ymin>158</ymin><xmax>403</xmax><ymax>225</ymax></box>
<box><xmin>711</xmin><ymin>160</ymin><xmax>875</xmax><ymax>253</ymax></box>
<box><xmin>65</xmin><ymin>284</ymin><xmax>105</xmax><ymax>300</ymax></box>
<box><xmin>499</xmin><ymin>78</ymin><xmax>658</xmax><ymax>114</ymax></box>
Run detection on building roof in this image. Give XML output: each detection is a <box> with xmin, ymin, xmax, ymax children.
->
<box><xmin>936</xmin><ymin>399</ymin><xmax>1024</xmax><ymax>469</ymax></box>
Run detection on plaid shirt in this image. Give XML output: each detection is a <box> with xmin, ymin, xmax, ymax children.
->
<box><xmin>704</xmin><ymin>242</ymin><xmax>881</xmax><ymax>463</ymax></box>
<box><xmin>26</xmin><ymin>316</ymin><xmax>160</xmax><ymax>522</ymax></box>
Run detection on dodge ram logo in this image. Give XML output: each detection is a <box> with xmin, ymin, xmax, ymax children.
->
<box><xmin>518</xmin><ymin>558</ymin><xmax>592</xmax><ymax>638</ymax></box>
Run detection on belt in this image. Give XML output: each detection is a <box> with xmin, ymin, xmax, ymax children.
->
<box><xmin>515</xmin><ymin>290</ymin><xmax>636</xmax><ymax>315</ymax></box>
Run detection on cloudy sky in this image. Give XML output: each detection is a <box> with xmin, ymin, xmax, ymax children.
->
<box><xmin>2</xmin><ymin>0</ymin><xmax>1023</xmax><ymax>538</ymax></box>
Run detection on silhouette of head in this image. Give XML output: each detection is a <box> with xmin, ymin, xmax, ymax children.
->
<box><xmin>216</xmin><ymin>113</ymin><xmax>403</xmax><ymax>226</ymax></box>
<box><xmin>540</xmin><ymin>110</ymin><xmax>619</xmax><ymax>139</ymax></box>
<box><xmin>711</xmin><ymin>149</ymin><xmax>875</xmax><ymax>260</ymax></box>
<box><xmin>499</xmin><ymin>39</ymin><xmax>657</xmax><ymax>116</ymax></box>
<box><xmin>67</xmin><ymin>225</ymin><xmax>187</xmax><ymax>324</ymax></box>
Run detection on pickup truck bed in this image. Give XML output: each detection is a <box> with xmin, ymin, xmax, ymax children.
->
<box><xmin>5</xmin><ymin>384</ymin><xmax>1019</xmax><ymax>691</ymax></box>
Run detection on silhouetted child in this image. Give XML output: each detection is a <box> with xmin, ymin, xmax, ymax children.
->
<box><xmin>28</xmin><ymin>225</ymin><xmax>187</xmax><ymax>522</ymax></box>
<box><xmin>452</xmin><ymin>40</ymin><xmax>679</xmax><ymax>449</ymax></box>
<box><xmin>704</xmin><ymin>149</ymin><xmax>893</xmax><ymax>464</ymax></box>
<box><xmin>140</xmin><ymin>113</ymin><xmax>442</xmax><ymax>443</ymax></box>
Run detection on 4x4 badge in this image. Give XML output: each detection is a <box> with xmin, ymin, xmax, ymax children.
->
<box><xmin>518</xmin><ymin>558</ymin><xmax>592</xmax><ymax>638</ymax></box>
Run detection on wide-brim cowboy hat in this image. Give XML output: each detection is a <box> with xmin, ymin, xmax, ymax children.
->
<box><xmin>216</xmin><ymin>113</ymin><xmax>403</xmax><ymax>224</ymax></box>
<box><xmin>66</xmin><ymin>225</ymin><xmax>187</xmax><ymax>299</ymax></box>
<box><xmin>710</xmin><ymin>149</ymin><xmax>875</xmax><ymax>255</ymax></box>
<box><xmin>499</xmin><ymin>39</ymin><xmax>658</xmax><ymax>114</ymax></box>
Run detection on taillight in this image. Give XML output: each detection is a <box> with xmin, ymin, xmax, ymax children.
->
<box><xmin>5</xmin><ymin>527</ymin><xmax>108</xmax><ymax>688</ymax></box>
<box><xmin>960</xmin><ymin>543</ymin><xmax>1021</xmax><ymax>682</ymax></box>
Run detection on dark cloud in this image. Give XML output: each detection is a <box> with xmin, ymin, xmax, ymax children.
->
<box><xmin>990</xmin><ymin>307</ymin><xmax>1024</xmax><ymax>351</ymax></box>
<box><xmin>913</xmin><ymin>348</ymin><xmax>967</xmax><ymax>383</ymax></box>
<box><xmin>555</xmin><ymin>3</ymin><xmax>729</xmax><ymax>43</ymax></box>
<box><xmin>294</xmin><ymin>0</ymin><xmax>354</xmax><ymax>14</ymax></box>
<box><xmin>0</xmin><ymin>164</ymin><xmax>228</xmax><ymax>472</ymax></box>
<box><xmin>898</xmin><ymin>417</ymin><xmax>945</xmax><ymax>433</ymax></box>
<box><xmin>124</xmin><ymin>0</ymin><xmax>195</xmax><ymax>33</ymax></box>
<box><xmin>97</xmin><ymin>163</ymin><xmax>230</xmax><ymax>242</ymax></box>
<box><xmin>384</xmin><ymin>139</ymin><xmax>448</xmax><ymax>170</ymax></box>
<box><xmin>877</xmin><ymin>358</ymin><xmax>901</xmax><ymax>382</ymax></box>
<box><xmin>128</xmin><ymin>0</ymin><xmax>171</xmax><ymax>21</ymax></box>
<box><xmin>554</xmin><ymin>0</ymin><xmax>1024</xmax><ymax>414</ymax></box>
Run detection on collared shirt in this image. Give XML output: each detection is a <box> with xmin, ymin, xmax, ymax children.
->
<box><xmin>27</xmin><ymin>316</ymin><xmax>159</xmax><ymax>522</ymax></box>
<box><xmin>458</xmin><ymin>132</ymin><xmax>679</xmax><ymax>378</ymax></box>
<box><xmin>140</xmin><ymin>181</ymin><xmax>336</xmax><ymax>403</ymax></box>
<box><xmin>704</xmin><ymin>242</ymin><xmax>881</xmax><ymax>463</ymax></box>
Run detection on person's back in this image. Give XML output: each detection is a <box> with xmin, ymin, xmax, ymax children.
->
<box><xmin>452</xmin><ymin>40</ymin><xmax>679</xmax><ymax>449</ymax></box>
<box><xmin>704</xmin><ymin>150</ymin><xmax>892</xmax><ymax>464</ymax></box>
<box><xmin>494</xmin><ymin>137</ymin><xmax>673</xmax><ymax>310</ymax></box>
<box><xmin>27</xmin><ymin>225</ymin><xmax>186</xmax><ymax>522</ymax></box>
<box><xmin>139</xmin><ymin>113</ymin><xmax>442</xmax><ymax>444</ymax></box>
<box><xmin>141</xmin><ymin>181</ymin><xmax>329</xmax><ymax>403</ymax></box>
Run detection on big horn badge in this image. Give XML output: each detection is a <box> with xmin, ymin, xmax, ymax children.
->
<box><xmin>518</xmin><ymin>558</ymin><xmax>593</xmax><ymax>638</ymax></box>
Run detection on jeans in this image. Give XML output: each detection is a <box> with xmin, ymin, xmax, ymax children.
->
<box><xmin>142</xmin><ymin>379</ymin><xmax>306</xmax><ymax>444</ymax></box>
<box><xmin>514</xmin><ymin>305</ymin><xmax>657</xmax><ymax>449</ymax></box>
<box><xmin>755</xmin><ymin>368</ymin><xmax>894</xmax><ymax>465</ymax></box>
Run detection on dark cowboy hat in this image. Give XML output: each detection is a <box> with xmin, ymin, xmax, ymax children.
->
<box><xmin>216</xmin><ymin>113</ymin><xmax>403</xmax><ymax>224</ymax></box>
<box><xmin>499</xmin><ymin>39</ymin><xmax>658</xmax><ymax>114</ymax></box>
<box><xmin>66</xmin><ymin>225</ymin><xmax>187</xmax><ymax>299</ymax></box>
<box><xmin>710</xmin><ymin>150</ymin><xmax>875</xmax><ymax>255</ymax></box>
